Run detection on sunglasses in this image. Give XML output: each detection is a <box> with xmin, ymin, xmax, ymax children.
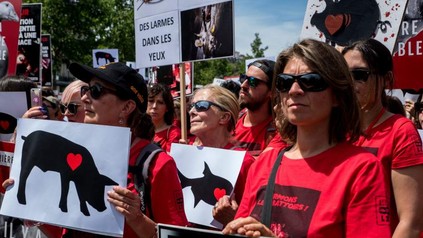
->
<box><xmin>239</xmin><ymin>74</ymin><xmax>268</xmax><ymax>88</ymax></box>
<box><xmin>189</xmin><ymin>100</ymin><xmax>226</xmax><ymax>112</ymax></box>
<box><xmin>59</xmin><ymin>102</ymin><xmax>80</xmax><ymax>115</ymax></box>
<box><xmin>276</xmin><ymin>73</ymin><xmax>329</xmax><ymax>92</ymax></box>
<box><xmin>80</xmin><ymin>83</ymin><xmax>116</xmax><ymax>100</ymax></box>
<box><xmin>351</xmin><ymin>69</ymin><xmax>371</xmax><ymax>82</ymax></box>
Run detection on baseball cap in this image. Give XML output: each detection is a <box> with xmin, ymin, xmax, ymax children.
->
<box><xmin>69</xmin><ymin>62</ymin><xmax>147</xmax><ymax>112</ymax></box>
<box><xmin>248</xmin><ymin>59</ymin><xmax>276</xmax><ymax>84</ymax></box>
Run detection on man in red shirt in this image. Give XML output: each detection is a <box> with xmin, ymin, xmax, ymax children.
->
<box><xmin>232</xmin><ymin>59</ymin><xmax>276</xmax><ymax>157</ymax></box>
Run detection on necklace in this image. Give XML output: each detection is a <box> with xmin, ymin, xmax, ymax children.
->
<box><xmin>357</xmin><ymin>107</ymin><xmax>385</xmax><ymax>146</ymax></box>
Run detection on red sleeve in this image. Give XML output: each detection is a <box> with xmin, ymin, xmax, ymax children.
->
<box><xmin>148</xmin><ymin>152</ymin><xmax>188</xmax><ymax>226</ymax></box>
<box><xmin>165</xmin><ymin>126</ymin><xmax>181</xmax><ymax>153</ymax></box>
<box><xmin>391</xmin><ymin>119</ymin><xmax>423</xmax><ymax>169</ymax></box>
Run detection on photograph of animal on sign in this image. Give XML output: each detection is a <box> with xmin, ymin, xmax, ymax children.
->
<box><xmin>170</xmin><ymin>143</ymin><xmax>245</xmax><ymax>229</ymax></box>
<box><xmin>300</xmin><ymin>0</ymin><xmax>407</xmax><ymax>52</ymax></box>
<box><xmin>0</xmin><ymin>119</ymin><xmax>131</xmax><ymax>237</ymax></box>
<box><xmin>92</xmin><ymin>49</ymin><xmax>118</xmax><ymax>68</ymax></box>
<box><xmin>180</xmin><ymin>0</ymin><xmax>234</xmax><ymax>61</ymax></box>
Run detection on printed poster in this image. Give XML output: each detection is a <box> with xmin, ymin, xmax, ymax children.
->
<box><xmin>0</xmin><ymin>119</ymin><xmax>130</xmax><ymax>237</ymax></box>
<box><xmin>41</xmin><ymin>34</ymin><xmax>52</xmax><ymax>86</ymax></box>
<box><xmin>92</xmin><ymin>49</ymin><xmax>119</xmax><ymax>68</ymax></box>
<box><xmin>300</xmin><ymin>0</ymin><xmax>407</xmax><ymax>53</ymax></box>
<box><xmin>393</xmin><ymin>0</ymin><xmax>423</xmax><ymax>89</ymax></box>
<box><xmin>0</xmin><ymin>92</ymin><xmax>27</xmax><ymax>142</ymax></box>
<box><xmin>170</xmin><ymin>143</ymin><xmax>245</xmax><ymax>229</ymax></box>
<box><xmin>0</xmin><ymin>0</ymin><xmax>22</xmax><ymax>79</ymax></box>
<box><xmin>16</xmin><ymin>3</ymin><xmax>42</xmax><ymax>83</ymax></box>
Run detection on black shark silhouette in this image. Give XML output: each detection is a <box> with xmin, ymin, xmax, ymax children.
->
<box><xmin>17</xmin><ymin>130</ymin><xmax>118</xmax><ymax>216</ymax></box>
<box><xmin>310</xmin><ymin>0</ymin><xmax>383</xmax><ymax>46</ymax></box>
<box><xmin>0</xmin><ymin>112</ymin><xmax>17</xmax><ymax>134</ymax></box>
<box><xmin>178</xmin><ymin>161</ymin><xmax>233</xmax><ymax>208</ymax></box>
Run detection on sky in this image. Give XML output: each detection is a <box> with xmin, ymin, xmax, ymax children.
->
<box><xmin>234</xmin><ymin>0</ymin><xmax>308</xmax><ymax>57</ymax></box>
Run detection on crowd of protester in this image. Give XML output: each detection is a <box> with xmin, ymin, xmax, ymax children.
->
<box><xmin>1</xmin><ymin>37</ymin><xmax>423</xmax><ymax>238</ymax></box>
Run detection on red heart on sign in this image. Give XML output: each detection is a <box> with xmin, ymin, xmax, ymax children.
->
<box><xmin>325</xmin><ymin>14</ymin><xmax>344</xmax><ymax>35</ymax></box>
<box><xmin>67</xmin><ymin>153</ymin><xmax>82</xmax><ymax>171</ymax></box>
<box><xmin>0</xmin><ymin>121</ymin><xmax>9</xmax><ymax>130</ymax></box>
<box><xmin>214</xmin><ymin>188</ymin><xmax>226</xmax><ymax>201</ymax></box>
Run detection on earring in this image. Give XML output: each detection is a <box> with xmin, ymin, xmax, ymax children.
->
<box><xmin>118</xmin><ymin>117</ymin><xmax>124</xmax><ymax>125</ymax></box>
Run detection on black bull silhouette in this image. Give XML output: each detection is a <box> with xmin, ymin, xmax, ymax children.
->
<box><xmin>17</xmin><ymin>130</ymin><xmax>118</xmax><ymax>216</ymax></box>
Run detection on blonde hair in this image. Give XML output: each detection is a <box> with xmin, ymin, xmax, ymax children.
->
<box><xmin>194</xmin><ymin>84</ymin><xmax>240</xmax><ymax>133</ymax></box>
<box><xmin>61</xmin><ymin>80</ymin><xmax>88</xmax><ymax>104</ymax></box>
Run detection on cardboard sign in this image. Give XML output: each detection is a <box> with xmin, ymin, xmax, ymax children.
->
<box><xmin>170</xmin><ymin>143</ymin><xmax>245</xmax><ymax>229</ymax></box>
<box><xmin>1</xmin><ymin>119</ymin><xmax>130</xmax><ymax>237</ymax></box>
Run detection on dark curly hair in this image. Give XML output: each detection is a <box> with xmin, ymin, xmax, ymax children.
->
<box><xmin>148</xmin><ymin>83</ymin><xmax>175</xmax><ymax>125</ymax></box>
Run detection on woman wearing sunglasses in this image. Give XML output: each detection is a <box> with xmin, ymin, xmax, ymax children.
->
<box><xmin>60</xmin><ymin>80</ymin><xmax>88</xmax><ymax>123</ymax></box>
<box><xmin>64</xmin><ymin>62</ymin><xmax>188</xmax><ymax>237</ymax></box>
<box><xmin>147</xmin><ymin>83</ymin><xmax>181</xmax><ymax>153</ymax></box>
<box><xmin>223</xmin><ymin>39</ymin><xmax>390</xmax><ymax>237</ymax></box>
<box><xmin>188</xmin><ymin>85</ymin><xmax>255</xmax><ymax>227</ymax></box>
<box><xmin>342</xmin><ymin>39</ymin><xmax>423</xmax><ymax>238</ymax></box>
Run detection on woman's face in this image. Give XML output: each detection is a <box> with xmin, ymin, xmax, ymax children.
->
<box><xmin>81</xmin><ymin>78</ymin><xmax>127</xmax><ymax>126</ymax></box>
<box><xmin>343</xmin><ymin>49</ymin><xmax>374</xmax><ymax>108</ymax></box>
<box><xmin>147</xmin><ymin>92</ymin><xmax>167</xmax><ymax>125</ymax></box>
<box><xmin>189</xmin><ymin>89</ymin><xmax>225</xmax><ymax>137</ymax></box>
<box><xmin>280</xmin><ymin>57</ymin><xmax>336</xmax><ymax>127</ymax></box>
<box><xmin>62</xmin><ymin>91</ymin><xmax>85</xmax><ymax>123</ymax></box>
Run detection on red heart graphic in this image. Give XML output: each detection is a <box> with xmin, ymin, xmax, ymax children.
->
<box><xmin>214</xmin><ymin>188</ymin><xmax>226</xmax><ymax>201</ymax></box>
<box><xmin>0</xmin><ymin>121</ymin><xmax>9</xmax><ymax>130</ymax></box>
<box><xmin>67</xmin><ymin>153</ymin><xmax>82</xmax><ymax>171</ymax></box>
<box><xmin>325</xmin><ymin>14</ymin><xmax>344</xmax><ymax>35</ymax></box>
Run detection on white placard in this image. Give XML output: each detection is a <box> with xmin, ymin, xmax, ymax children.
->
<box><xmin>92</xmin><ymin>49</ymin><xmax>119</xmax><ymax>68</ymax></box>
<box><xmin>170</xmin><ymin>143</ymin><xmax>245</xmax><ymax>229</ymax></box>
<box><xmin>300</xmin><ymin>0</ymin><xmax>407</xmax><ymax>53</ymax></box>
<box><xmin>0</xmin><ymin>92</ymin><xmax>28</xmax><ymax>142</ymax></box>
<box><xmin>0</xmin><ymin>119</ymin><xmax>130</xmax><ymax>237</ymax></box>
<box><xmin>134</xmin><ymin>0</ymin><xmax>178</xmax><ymax>20</ymax></box>
<box><xmin>135</xmin><ymin>11</ymin><xmax>180</xmax><ymax>68</ymax></box>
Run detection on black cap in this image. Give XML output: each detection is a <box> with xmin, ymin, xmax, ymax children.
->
<box><xmin>69</xmin><ymin>62</ymin><xmax>147</xmax><ymax>112</ymax></box>
<box><xmin>248</xmin><ymin>59</ymin><xmax>276</xmax><ymax>85</ymax></box>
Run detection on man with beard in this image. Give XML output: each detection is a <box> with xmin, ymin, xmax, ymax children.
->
<box><xmin>232</xmin><ymin>59</ymin><xmax>276</xmax><ymax>157</ymax></box>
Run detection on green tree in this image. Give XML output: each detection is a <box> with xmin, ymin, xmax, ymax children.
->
<box><xmin>247</xmin><ymin>33</ymin><xmax>268</xmax><ymax>58</ymax></box>
<box><xmin>23</xmin><ymin>0</ymin><xmax>135</xmax><ymax>79</ymax></box>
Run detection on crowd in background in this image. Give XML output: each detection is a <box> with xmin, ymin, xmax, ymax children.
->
<box><xmin>1</xmin><ymin>38</ymin><xmax>423</xmax><ymax>238</ymax></box>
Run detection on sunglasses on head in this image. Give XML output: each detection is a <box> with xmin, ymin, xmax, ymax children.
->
<box><xmin>80</xmin><ymin>83</ymin><xmax>116</xmax><ymax>100</ymax></box>
<box><xmin>276</xmin><ymin>73</ymin><xmax>329</xmax><ymax>92</ymax></box>
<box><xmin>59</xmin><ymin>102</ymin><xmax>80</xmax><ymax>115</ymax></box>
<box><xmin>189</xmin><ymin>100</ymin><xmax>226</xmax><ymax>112</ymax></box>
<box><xmin>239</xmin><ymin>74</ymin><xmax>268</xmax><ymax>88</ymax></box>
<box><xmin>351</xmin><ymin>69</ymin><xmax>371</xmax><ymax>82</ymax></box>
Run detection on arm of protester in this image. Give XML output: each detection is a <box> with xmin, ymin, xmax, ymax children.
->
<box><xmin>222</xmin><ymin>216</ymin><xmax>275</xmax><ymax>238</ymax></box>
<box><xmin>392</xmin><ymin>166</ymin><xmax>423</xmax><ymax>238</ymax></box>
<box><xmin>107</xmin><ymin>186</ymin><xmax>157</xmax><ymax>238</ymax></box>
<box><xmin>212</xmin><ymin>194</ymin><xmax>238</xmax><ymax>227</ymax></box>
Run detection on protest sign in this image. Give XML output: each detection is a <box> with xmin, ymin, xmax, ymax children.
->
<box><xmin>41</xmin><ymin>34</ymin><xmax>52</xmax><ymax>86</ymax></box>
<box><xmin>300</xmin><ymin>0</ymin><xmax>406</xmax><ymax>53</ymax></box>
<box><xmin>92</xmin><ymin>49</ymin><xmax>118</xmax><ymax>68</ymax></box>
<box><xmin>0</xmin><ymin>92</ymin><xmax>27</xmax><ymax>142</ymax></box>
<box><xmin>16</xmin><ymin>3</ymin><xmax>42</xmax><ymax>83</ymax></box>
<box><xmin>170</xmin><ymin>143</ymin><xmax>245</xmax><ymax>229</ymax></box>
<box><xmin>1</xmin><ymin>119</ymin><xmax>130</xmax><ymax>237</ymax></box>
<box><xmin>393</xmin><ymin>0</ymin><xmax>423</xmax><ymax>89</ymax></box>
<box><xmin>0</xmin><ymin>0</ymin><xmax>21</xmax><ymax>79</ymax></box>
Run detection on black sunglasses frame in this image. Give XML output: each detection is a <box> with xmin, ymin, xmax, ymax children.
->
<box><xmin>276</xmin><ymin>73</ymin><xmax>329</xmax><ymax>92</ymax></box>
<box><xmin>81</xmin><ymin>83</ymin><xmax>116</xmax><ymax>100</ymax></box>
<box><xmin>189</xmin><ymin>100</ymin><xmax>226</xmax><ymax>112</ymax></box>
<box><xmin>350</xmin><ymin>69</ymin><xmax>371</xmax><ymax>82</ymax></box>
<box><xmin>239</xmin><ymin>74</ymin><xmax>268</xmax><ymax>88</ymax></box>
<box><xmin>59</xmin><ymin>102</ymin><xmax>80</xmax><ymax>115</ymax></box>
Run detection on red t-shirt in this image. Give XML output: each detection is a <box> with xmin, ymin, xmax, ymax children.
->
<box><xmin>353</xmin><ymin>114</ymin><xmax>423</xmax><ymax>232</ymax></box>
<box><xmin>232</xmin><ymin>111</ymin><xmax>275</xmax><ymax>157</ymax></box>
<box><xmin>153</xmin><ymin>125</ymin><xmax>181</xmax><ymax>153</ymax></box>
<box><xmin>236</xmin><ymin>143</ymin><xmax>391</xmax><ymax>238</ymax></box>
